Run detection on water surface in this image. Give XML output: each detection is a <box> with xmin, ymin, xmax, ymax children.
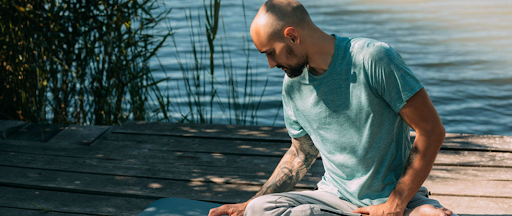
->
<box><xmin>156</xmin><ymin>0</ymin><xmax>512</xmax><ymax>136</ymax></box>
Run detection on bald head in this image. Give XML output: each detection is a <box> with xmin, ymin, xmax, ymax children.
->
<box><xmin>251</xmin><ymin>0</ymin><xmax>313</xmax><ymax>41</ymax></box>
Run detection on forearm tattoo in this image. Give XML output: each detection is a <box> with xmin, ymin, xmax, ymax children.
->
<box><xmin>253</xmin><ymin>135</ymin><xmax>319</xmax><ymax>198</ymax></box>
<box><xmin>402</xmin><ymin>145</ymin><xmax>419</xmax><ymax>176</ymax></box>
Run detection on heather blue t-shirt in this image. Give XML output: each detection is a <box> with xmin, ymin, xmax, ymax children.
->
<box><xmin>282</xmin><ymin>35</ymin><xmax>423</xmax><ymax>207</ymax></box>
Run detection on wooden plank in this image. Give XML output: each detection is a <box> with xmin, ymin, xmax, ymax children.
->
<box><xmin>0</xmin><ymin>151</ymin><xmax>511</xmax><ymax>197</ymax></box>
<box><xmin>115</xmin><ymin>121</ymin><xmax>512</xmax><ymax>151</ymax></box>
<box><xmin>0</xmin><ymin>186</ymin><xmax>155</xmax><ymax>216</ymax></box>
<box><xmin>113</xmin><ymin>121</ymin><xmax>291</xmax><ymax>141</ymax></box>
<box><xmin>48</xmin><ymin>125</ymin><xmax>111</xmax><ymax>146</ymax></box>
<box><xmin>423</xmin><ymin>179</ymin><xmax>512</xmax><ymax>199</ymax></box>
<box><xmin>1</xmin><ymin>165</ymin><xmax>510</xmax><ymax>206</ymax></box>
<box><xmin>0</xmin><ymin>151</ymin><xmax>318</xmax><ymax>187</ymax></box>
<box><xmin>430</xmin><ymin>195</ymin><xmax>512</xmax><ymax>215</ymax></box>
<box><xmin>1</xmin><ymin>139</ymin><xmax>510</xmax><ymax>168</ymax></box>
<box><xmin>435</xmin><ymin>150</ymin><xmax>512</xmax><ymax>168</ymax></box>
<box><xmin>429</xmin><ymin>166</ymin><xmax>512</xmax><ymax>182</ymax></box>
<box><xmin>411</xmin><ymin>131</ymin><xmax>512</xmax><ymax>152</ymax></box>
<box><xmin>0</xmin><ymin>120</ymin><xmax>27</xmax><ymax>139</ymax></box>
<box><xmin>98</xmin><ymin>134</ymin><xmax>512</xmax><ymax>167</ymax></box>
<box><xmin>443</xmin><ymin>133</ymin><xmax>512</xmax><ymax>152</ymax></box>
<box><xmin>100</xmin><ymin>133</ymin><xmax>512</xmax><ymax>166</ymax></box>
<box><xmin>5</xmin><ymin>123</ymin><xmax>67</xmax><ymax>142</ymax></box>
<box><xmin>97</xmin><ymin>132</ymin><xmax>291</xmax><ymax>156</ymax></box>
<box><xmin>0</xmin><ymin>207</ymin><xmax>99</xmax><ymax>216</ymax></box>
<box><xmin>0</xmin><ymin>166</ymin><xmax>257</xmax><ymax>204</ymax></box>
<box><xmin>1</xmin><ymin>139</ymin><xmax>511</xmax><ymax>176</ymax></box>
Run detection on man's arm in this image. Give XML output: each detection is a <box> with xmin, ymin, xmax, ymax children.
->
<box><xmin>353</xmin><ymin>88</ymin><xmax>446</xmax><ymax>216</ymax></box>
<box><xmin>253</xmin><ymin>134</ymin><xmax>319</xmax><ymax>197</ymax></box>
<box><xmin>208</xmin><ymin>134</ymin><xmax>319</xmax><ymax>216</ymax></box>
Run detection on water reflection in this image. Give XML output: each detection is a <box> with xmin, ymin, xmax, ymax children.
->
<box><xmin>157</xmin><ymin>0</ymin><xmax>512</xmax><ymax>136</ymax></box>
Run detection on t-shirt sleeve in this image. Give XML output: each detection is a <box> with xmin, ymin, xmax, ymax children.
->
<box><xmin>282</xmin><ymin>89</ymin><xmax>308</xmax><ymax>138</ymax></box>
<box><xmin>365</xmin><ymin>42</ymin><xmax>423</xmax><ymax>113</ymax></box>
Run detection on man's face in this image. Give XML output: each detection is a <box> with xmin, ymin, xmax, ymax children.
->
<box><xmin>279</xmin><ymin>43</ymin><xmax>308</xmax><ymax>78</ymax></box>
<box><xmin>251</xmin><ymin>30</ymin><xmax>308</xmax><ymax>78</ymax></box>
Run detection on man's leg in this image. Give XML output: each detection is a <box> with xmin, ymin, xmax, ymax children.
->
<box><xmin>405</xmin><ymin>187</ymin><xmax>457</xmax><ymax>216</ymax></box>
<box><xmin>244</xmin><ymin>190</ymin><xmax>359</xmax><ymax>216</ymax></box>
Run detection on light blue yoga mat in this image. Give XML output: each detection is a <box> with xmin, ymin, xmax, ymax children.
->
<box><xmin>138</xmin><ymin>198</ymin><xmax>222</xmax><ymax>216</ymax></box>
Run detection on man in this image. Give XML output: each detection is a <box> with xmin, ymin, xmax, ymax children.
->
<box><xmin>209</xmin><ymin>0</ymin><xmax>455</xmax><ymax>215</ymax></box>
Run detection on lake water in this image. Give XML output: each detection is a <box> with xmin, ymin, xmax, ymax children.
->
<box><xmin>155</xmin><ymin>0</ymin><xmax>512</xmax><ymax>136</ymax></box>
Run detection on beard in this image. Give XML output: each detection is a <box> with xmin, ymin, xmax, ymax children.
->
<box><xmin>279</xmin><ymin>44</ymin><xmax>308</xmax><ymax>78</ymax></box>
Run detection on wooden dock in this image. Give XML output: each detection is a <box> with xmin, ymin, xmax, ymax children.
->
<box><xmin>0</xmin><ymin>120</ymin><xmax>511</xmax><ymax>216</ymax></box>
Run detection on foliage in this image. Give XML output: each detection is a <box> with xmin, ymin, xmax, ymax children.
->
<box><xmin>0</xmin><ymin>0</ymin><xmax>173</xmax><ymax>125</ymax></box>
<box><xmin>173</xmin><ymin>0</ymin><xmax>268</xmax><ymax>125</ymax></box>
<box><xmin>0</xmin><ymin>0</ymin><xmax>269</xmax><ymax>126</ymax></box>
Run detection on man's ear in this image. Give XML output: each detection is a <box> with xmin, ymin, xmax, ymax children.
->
<box><xmin>283</xmin><ymin>27</ymin><xmax>299</xmax><ymax>44</ymax></box>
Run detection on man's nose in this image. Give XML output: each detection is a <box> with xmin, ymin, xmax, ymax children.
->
<box><xmin>267</xmin><ymin>57</ymin><xmax>277</xmax><ymax>68</ymax></box>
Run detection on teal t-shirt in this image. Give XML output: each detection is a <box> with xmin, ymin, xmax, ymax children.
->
<box><xmin>282</xmin><ymin>35</ymin><xmax>423</xmax><ymax>207</ymax></box>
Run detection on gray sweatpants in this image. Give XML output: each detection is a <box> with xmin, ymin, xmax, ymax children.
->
<box><xmin>244</xmin><ymin>187</ymin><xmax>445</xmax><ymax>216</ymax></box>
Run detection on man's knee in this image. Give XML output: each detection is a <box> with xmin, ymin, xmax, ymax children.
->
<box><xmin>245</xmin><ymin>195</ymin><xmax>279</xmax><ymax>215</ymax></box>
<box><xmin>408</xmin><ymin>204</ymin><xmax>455</xmax><ymax>216</ymax></box>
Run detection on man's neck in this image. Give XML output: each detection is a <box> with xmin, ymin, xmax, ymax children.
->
<box><xmin>306</xmin><ymin>31</ymin><xmax>336</xmax><ymax>76</ymax></box>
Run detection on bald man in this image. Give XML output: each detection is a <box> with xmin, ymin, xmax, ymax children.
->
<box><xmin>208</xmin><ymin>1</ymin><xmax>455</xmax><ymax>216</ymax></box>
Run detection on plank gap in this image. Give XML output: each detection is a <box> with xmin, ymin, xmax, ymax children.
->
<box><xmin>0</xmin><ymin>164</ymin><xmax>315</xmax><ymax>190</ymax></box>
<box><xmin>433</xmin><ymin>163</ymin><xmax>512</xmax><ymax>168</ymax></box>
<box><xmin>0</xmin><ymin>206</ymin><xmax>106</xmax><ymax>216</ymax></box>
<box><xmin>112</xmin><ymin>130</ymin><xmax>291</xmax><ymax>143</ymax></box>
<box><xmin>0</xmin><ymin>182</ymin><xmax>163</xmax><ymax>200</ymax></box>
<box><xmin>440</xmin><ymin>146</ymin><xmax>512</xmax><ymax>153</ymax></box>
<box><xmin>432</xmin><ymin>193</ymin><xmax>512</xmax><ymax>199</ymax></box>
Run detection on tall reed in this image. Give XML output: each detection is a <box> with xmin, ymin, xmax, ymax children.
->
<box><xmin>172</xmin><ymin>0</ymin><xmax>268</xmax><ymax>125</ymax></box>
<box><xmin>0</xmin><ymin>0</ymin><xmax>173</xmax><ymax>125</ymax></box>
<box><xmin>1</xmin><ymin>0</ymin><xmax>270</xmax><ymax>127</ymax></box>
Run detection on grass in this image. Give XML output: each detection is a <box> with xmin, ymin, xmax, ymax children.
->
<box><xmin>0</xmin><ymin>0</ymin><xmax>270</xmax><ymax>128</ymax></box>
<box><xmin>1</xmin><ymin>0</ymin><xmax>173</xmax><ymax>125</ymax></box>
<box><xmin>171</xmin><ymin>0</ymin><xmax>269</xmax><ymax>125</ymax></box>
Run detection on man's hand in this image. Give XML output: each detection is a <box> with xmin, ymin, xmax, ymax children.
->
<box><xmin>352</xmin><ymin>202</ymin><xmax>404</xmax><ymax>216</ymax></box>
<box><xmin>208</xmin><ymin>201</ymin><xmax>249</xmax><ymax>216</ymax></box>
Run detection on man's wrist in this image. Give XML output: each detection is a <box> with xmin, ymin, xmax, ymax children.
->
<box><xmin>386</xmin><ymin>190</ymin><xmax>408</xmax><ymax>210</ymax></box>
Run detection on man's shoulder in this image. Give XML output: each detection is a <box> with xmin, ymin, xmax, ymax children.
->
<box><xmin>344</xmin><ymin>37</ymin><xmax>398</xmax><ymax>65</ymax></box>
<box><xmin>348</xmin><ymin>37</ymin><xmax>393</xmax><ymax>55</ymax></box>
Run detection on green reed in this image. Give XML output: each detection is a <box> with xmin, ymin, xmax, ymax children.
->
<box><xmin>172</xmin><ymin>0</ymin><xmax>268</xmax><ymax>125</ymax></box>
<box><xmin>0</xmin><ymin>0</ymin><xmax>173</xmax><ymax>125</ymax></box>
<box><xmin>1</xmin><ymin>0</ymin><xmax>269</xmax><ymax>127</ymax></box>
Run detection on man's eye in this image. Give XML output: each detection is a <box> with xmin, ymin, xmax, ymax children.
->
<box><xmin>267</xmin><ymin>52</ymin><xmax>273</xmax><ymax>56</ymax></box>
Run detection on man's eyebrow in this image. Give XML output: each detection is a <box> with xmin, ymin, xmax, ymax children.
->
<box><xmin>260</xmin><ymin>49</ymin><xmax>271</xmax><ymax>54</ymax></box>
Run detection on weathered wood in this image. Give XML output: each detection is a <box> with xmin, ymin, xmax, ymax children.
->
<box><xmin>2</xmin><ymin>150</ymin><xmax>512</xmax><ymax>186</ymax></box>
<box><xmin>97</xmin><ymin>132</ymin><xmax>291</xmax><ymax>156</ymax></box>
<box><xmin>0</xmin><ymin>207</ymin><xmax>99</xmax><ymax>216</ymax></box>
<box><xmin>0</xmin><ymin>186</ymin><xmax>155</xmax><ymax>216</ymax></box>
<box><xmin>411</xmin><ymin>131</ymin><xmax>512</xmax><ymax>152</ymax></box>
<box><xmin>0</xmin><ymin>120</ymin><xmax>27</xmax><ymax>139</ymax></box>
<box><xmin>0</xmin><ymin>166</ymin><xmax>257</xmax><ymax>204</ymax></box>
<box><xmin>1</xmin><ymin>165</ymin><xmax>511</xmax><ymax>206</ymax></box>
<box><xmin>5</xmin><ymin>123</ymin><xmax>67</xmax><ymax>142</ymax></box>
<box><xmin>48</xmin><ymin>125</ymin><xmax>111</xmax><ymax>146</ymax></box>
<box><xmin>1</xmin><ymin>121</ymin><xmax>511</xmax><ymax>214</ymax></box>
<box><xmin>1</xmin><ymin>139</ymin><xmax>511</xmax><ymax>177</ymax></box>
<box><xmin>423</xmin><ymin>179</ymin><xmax>512</xmax><ymax>199</ymax></box>
<box><xmin>1</xmin><ymin>151</ymin><xmax>511</xmax><ymax>197</ymax></box>
<box><xmin>434</xmin><ymin>150</ymin><xmax>512</xmax><ymax>168</ymax></box>
<box><xmin>443</xmin><ymin>133</ymin><xmax>512</xmax><ymax>152</ymax></box>
<box><xmin>113</xmin><ymin>121</ymin><xmax>291</xmax><ymax>141</ymax></box>
<box><xmin>1</xmin><ymin>139</ymin><xmax>511</xmax><ymax>168</ymax></box>
<box><xmin>116</xmin><ymin>121</ymin><xmax>512</xmax><ymax>152</ymax></box>
<box><xmin>101</xmin><ymin>133</ymin><xmax>512</xmax><ymax>165</ymax></box>
<box><xmin>429</xmin><ymin>166</ymin><xmax>512</xmax><ymax>182</ymax></box>
<box><xmin>430</xmin><ymin>195</ymin><xmax>512</xmax><ymax>215</ymax></box>
<box><xmin>0</xmin><ymin>151</ymin><xmax>318</xmax><ymax>187</ymax></box>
